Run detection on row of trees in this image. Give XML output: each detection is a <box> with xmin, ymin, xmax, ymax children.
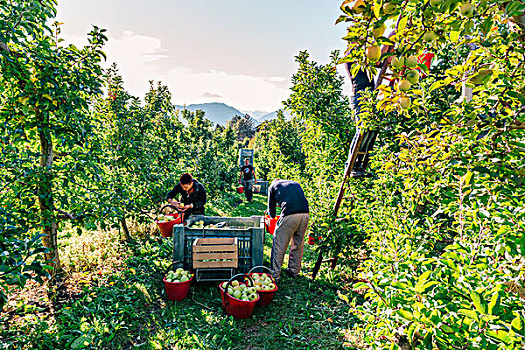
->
<box><xmin>251</xmin><ymin>0</ymin><xmax>524</xmax><ymax>347</ymax></box>
<box><xmin>334</xmin><ymin>0</ymin><xmax>525</xmax><ymax>347</ymax></box>
<box><xmin>0</xmin><ymin>1</ymin><xmax>240</xmax><ymax>309</ymax></box>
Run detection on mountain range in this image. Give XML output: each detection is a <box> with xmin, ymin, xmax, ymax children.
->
<box><xmin>174</xmin><ymin>102</ymin><xmax>288</xmax><ymax>126</ymax></box>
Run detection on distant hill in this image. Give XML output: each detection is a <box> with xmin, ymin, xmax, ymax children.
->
<box><xmin>242</xmin><ymin>110</ymin><xmax>270</xmax><ymax>121</ymax></box>
<box><xmin>175</xmin><ymin>103</ymin><xmax>244</xmax><ymax>125</ymax></box>
<box><xmin>257</xmin><ymin>109</ymin><xmax>292</xmax><ymax>122</ymax></box>
<box><xmin>174</xmin><ymin>102</ymin><xmax>285</xmax><ymax>125</ymax></box>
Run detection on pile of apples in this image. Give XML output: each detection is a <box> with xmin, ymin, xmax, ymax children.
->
<box><xmin>190</xmin><ymin>220</ymin><xmax>205</xmax><ymax>228</ymax></box>
<box><xmin>250</xmin><ymin>273</ymin><xmax>277</xmax><ymax>291</ymax></box>
<box><xmin>221</xmin><ymin>280</ymin><xmax>258</xmax><ymax>301</ymax></box>
<box><xmin>165</xmin><ymin>268</ymin><xmax>193</xmax><ymax>283</ymax></box>
<box><xmin>157</xmin><ymin>214</ymin><xmax>177</xmax><ymax>223</ymax></box>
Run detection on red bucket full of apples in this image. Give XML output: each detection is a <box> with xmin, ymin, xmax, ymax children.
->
<box><xmin>247</xmin><ymin>266</ymin><xmax>277</xmax><ymax>307</ymax></box>
<box><xmin>156</xmin><ymin>205</ymin><xmax>184</xmax><ymax>238</ymax></box>
<box><xmin>236</xmin><ymin>185</ymin><xmax>244</xmax><ymax>194</ymax></box>
<box><xmin>219</xmin><ymin>274</ymin><xmax>259</xmax><ymax>319</ymax></box>
<box><xmin>163</xmin><ymin>261</ymin><xmax>194</xmax><ymax>301</ymax></box>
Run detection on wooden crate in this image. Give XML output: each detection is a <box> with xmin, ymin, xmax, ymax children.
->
<box><xmin>192</xmin><ymin>237</ymin><xmax>238</xmax><ymax>269</ymax></box>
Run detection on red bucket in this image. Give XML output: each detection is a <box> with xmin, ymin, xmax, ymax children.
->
<box><xmin>236</xmin><ymin>185</ymin><xmax>244</xmax><ymax>194</ymax></box>
<box><xmin>264</xmin><ymin>215</ymin><xmax>280</xmax><ymax>235</ymax></box>
<box><xmin>248</xmin><ymin>273</ymin><xmax>277</xmax><ymax>307</ymax></box>
<box><xmin>156</xmin><ymin>213</ymin><xmax>183</xmax><ymax>238</ymax></box>
<box><xmin>308</xmin><ymin>235</ymin><xmax>322</xmax><ymax>245</ymax></box>
<box><xmin>163</xmin><ymin>261</ymin><xmax>193</xmax><ymax>301</ymax></box>
<box><xmin>219</xmin><ymin>274</ymin><xmax>259</xmax><ymax>319</ymax></box>
<box><xmin>164</xmin><ymin>275</ymin><xmax>193</xmax><ymax>301</ymax></box>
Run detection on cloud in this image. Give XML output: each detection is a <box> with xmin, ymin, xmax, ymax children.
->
<box><xmin>201</xmin><ymin>92</ymin><xmax>222</xmax><ymax>98</ymax></box>
<box><xmin>167</xmin><ymin>68</ymin><xmax>291</xmax><ymax>111</ymax></box>
<box><xmin>265</xmin><ymin>77</ymin><xmax>286</xmax><ymax>82</ymax></box>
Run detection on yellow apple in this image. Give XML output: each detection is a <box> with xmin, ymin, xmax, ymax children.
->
<box><xmin>398</xmin><ymin>79</ymin><xmax>412</xmax><ymax>92</ymax></box>
<box><xmin>399</xmin><ymin>97</ymin><xmax>411</xmax><ymax>109</ymax></box>
<box><xmin>366</xmin><ymin>45</ymin><xmax>382</xmax><ymax>62</ymax></box>
<box><xmin>405</xmin><ymin>55</ymin><xmax>418</xmax><ymax>68</ymax></box>
<box><xmin>372</xmin><ymin>24</ymin><xmax>386</xmax><ymax>38</ymax></box>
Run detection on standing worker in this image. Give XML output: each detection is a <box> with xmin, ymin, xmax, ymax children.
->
<box><xmin>267</xmin><ymin>179</ymin><xmax>309</xmax><ymax>283</ymax></box>
<box><xmin>167</xmin><ymin>173</ymin><xmax>206</xmax><ymax>218</ymax></box>
<box><xmin>239</xmin><ymin>158</ymin><xmax>257</xmax><ymax>202</ymax></box>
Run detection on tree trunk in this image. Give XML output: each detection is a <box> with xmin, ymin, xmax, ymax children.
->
<box><xmin>120</xmin><ymin>218</ymin><xmax>131</xmax><ymax>241</ymax></box>
<box><xmin>37</xmin><ymin>108</ymin><xmax>62</xmax><ymax>276</ymax></box>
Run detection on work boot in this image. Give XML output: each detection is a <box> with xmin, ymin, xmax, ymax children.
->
<box><xmin>284</xmin><ymin>268</ymin><xmax>297</xmax><ymax>279</ymax></box>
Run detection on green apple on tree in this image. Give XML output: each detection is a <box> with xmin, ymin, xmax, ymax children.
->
<box><xmin>406</xmin><ymin>70</ymin><xmax>420</xmax><ymax>84</ymax></box>
<box><xmin>383</xmin><ymin>2</ymin><xmax>397</xmax><ymax>14</ymax></box>
<box><xmin>430</xmin><ymin>0</ymin><xmax>443</xmax><ymax>7</ymax></box>
<box><xmin>398</xmin><ymin>79</ymin><xmax>412</xmax><ymax>92</ymax></box>
<box><xmin>391</xmin><ymin>57</ymin><xmax>405</xmax><ymax>70</ymax></box>
<box><xmin>404</xmin><ymin>55</ymin><xmax>418</xmax><ymax>68</ymax></box>
<box><xmin>459</xmin><ymin>2</ymin><xmax>475</xmax><ymax>17</ymax></box>
<box><xmin>399</xmin><ymin>97</ymin><xmax>411</xmax><ymax>109</ymax></box>
<box><xmin>423</xmin><ymin>31</ymin><xmax>437</xmax><ymax>42</ymax></box>
<box><xmin>366</xmin><ymin>45</ymin><xmax>382</xmax><ymax>62</ymax></box>
<box><xmin>372</xmin><ymin>24</ymin><xmax>386</xmax><ymax>38</ymax></box>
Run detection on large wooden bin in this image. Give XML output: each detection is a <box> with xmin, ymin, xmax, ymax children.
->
<box><xmin>192</xmin><ymin>237</ymin><xmax>238</xmax><ymax>269</ymax></box>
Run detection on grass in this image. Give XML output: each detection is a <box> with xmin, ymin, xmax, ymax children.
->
<box><xmin>1</xmin><ymin>192</ymin><xmax>365</xmax><ymax>350</ymax></box>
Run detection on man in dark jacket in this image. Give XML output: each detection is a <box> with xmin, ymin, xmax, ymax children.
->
<box><xmin>267</xmin><ymin>179</ymin><xmax>309</xmax><ymax>283</ymax></box>
<box><xmin>167</xmin><ymin>173</ymin><xmax>206</xmax><ymax>217</ymax></box>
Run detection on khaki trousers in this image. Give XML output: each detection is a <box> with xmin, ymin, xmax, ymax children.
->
<box><xmin>270</xmin><ymin>213</ymin><xmax>309</xmax><ymax>282</ymax></box>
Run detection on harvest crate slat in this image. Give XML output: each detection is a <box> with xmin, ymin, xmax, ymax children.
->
<box><xmin>193</xmin><ymin>244</ymin><xmax>237</xmax><ymax>252</ymax></box>
<box><xmin>192</xmin><ymin>252</ymin><xmax>237</xmax><ymax>260</ymax></box>
<box><xmin>192</xmin><ymin>237</ymin><xmax>238</xmax><ymax>269</ymax></box>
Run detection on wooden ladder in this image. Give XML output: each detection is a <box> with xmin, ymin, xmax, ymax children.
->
<box><xmin>311</xmin><ymin>128</ymin><xmax>376</xmax><ymax>279</ymax></box>
<box><xmin>311</xmin><ymin>59</ymin><xmax>389</xmax><ymax>280</ymax></box>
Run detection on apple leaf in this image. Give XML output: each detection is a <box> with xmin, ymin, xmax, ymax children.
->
<box><xmin>511</xmin><ymin>315</ymin><xmax>523</xmax><ymax>334</ymax></box>
<box><xmin>450</xmin><ymin>31</ymin><xmax>460</xmax><ymax>43</ymax></box>
<box><xmin>398</xmin><ymin>309</ymin><xmax>414</xmax><ymax>321</ymax></box>
<box><xmin>398</xmin><ymin>16</ymin><xmax>408</xmax><ymax>34</ymax></box>
<box><xmin>470</xmin><ymin>290</ymin><xmax>486</xmax><ymax>314</ymax></box>
<box><xmin>458</xmin><ymin>309</ymin><xmax>479</xmax><ymax>322</ymax></box>
<box><xmin>487</xmin><ymin>292</ymin><xmax>500</xmax><ymax>315</ymax></box>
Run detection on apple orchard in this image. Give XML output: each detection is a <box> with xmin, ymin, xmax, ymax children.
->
<box><xmin>1</xmin><ymin>0</ymin><xmax>525</xmax><ymax>349</ymax></box>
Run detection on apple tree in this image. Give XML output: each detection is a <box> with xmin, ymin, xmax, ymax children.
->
<box><xmin>0</xmin><ymin>0</ymin><xmax>108</xmax><ymax>300</ymax></box>
<box><xmin>283</xmin><ymin>50</ymin><xmax>358</xmax><ymax>248</ymax></box>
<box><xmin>336</xmin><ymin>0</ymin><xmax>525</xmax><ymax>347</ymax></box>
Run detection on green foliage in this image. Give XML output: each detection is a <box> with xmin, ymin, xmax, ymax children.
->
<box><xmin>337</xmin><ymin>0</ymin><xmax>525</xmax><ymax>347</ymax></box>
<box><xmin>251</xmin><ymin>111</ymin><xmax>306</xmax><ymax>181</ymax></box>
<box><xmin>283</xmin><ymin>50</ymin><xmax>355</xmax><ymax>247</ymax></box>
<box><xmin>1</xmin><ymin>0</ymin><xmax>107</xmax><ymax>306</ymax></box>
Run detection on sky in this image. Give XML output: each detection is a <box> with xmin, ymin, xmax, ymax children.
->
<box><xmin>56</xmin><ymin>0</ymin><xmax>352</xmax><ymax>113</ymax></box>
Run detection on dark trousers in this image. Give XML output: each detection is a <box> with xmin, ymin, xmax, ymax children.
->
<box><xmin>242</xmin><ymin>179</ymin><xmax>253</xmax><ymax>202</ymax></box>
<box><xmin>347</xmin><ymin>64</ymin><xmax>377</xmax><ymax>172</ymax></box>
